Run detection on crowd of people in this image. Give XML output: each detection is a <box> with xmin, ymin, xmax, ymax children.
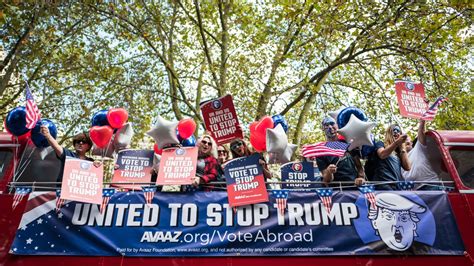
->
<box><xmin>39</xmin><ymin>115</ymin><xmax>440</xmax><ymax>191</ymax></box>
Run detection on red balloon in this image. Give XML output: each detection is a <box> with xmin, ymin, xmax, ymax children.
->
<box><xmin>255</xmin><ymin>116</ymin><xmax>274</xmax><ymax>135</ymax></box>
<box><xmin>107</xmin><ymin>108</ymin><xmax>129</xmax><ymax>129</ymax></box>
<box><xmin>248</xmin><ymin>116</ymin><xmax>274</xmax><ymax>152</ymax></box>
<box><xmin>250</xmin><ymin>132</ymin><xmax>266</xmax><ymax>152</ymax></box>
<box><xmin>89</xmin><ymin>126</ymin><xmax>114</xmax><ymax>149</ymax></box>
<box><xmin>153</xmin><ymin>143</ymin><xmax>163</xmax><ymax>155</ymax></box>
<box><xmin>177</xmin><ymin>118</ymin><xmax>196</xmax><ymax>139</ymax></box>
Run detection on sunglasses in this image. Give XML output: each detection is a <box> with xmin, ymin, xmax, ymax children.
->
<box><xmin>392</xmin><ymin>127</ymin><xmax>401</xmax><ymax>134</ymax></box>
<box><xmin>231</xmin><ymin>142</ymin><xmax>243</xmax><ymax>151</ymax></box>
<box><xmin>201</xmin><ymin>140</ymin><xmax>212</xmax><ymax>146</ymax></box>
<box><xmin>323</xmin><ymin>121</ymin><xmax>336</xmax><ymax>127</ymax></box>
<box><xmin>74</xmin><ymin>140</ymin><xmax>87</xmax><ymax>145</ymax></box>
<box><xmin>218</xmin><ymin>150</ymin><xmax>228</xmax><ymax>154</ymax></box>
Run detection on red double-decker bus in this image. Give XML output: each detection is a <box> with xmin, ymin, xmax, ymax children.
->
<box><xmin>0</xmin><ymin>130</ymin><xmax>473</xmax><ymax>266</ymax></box>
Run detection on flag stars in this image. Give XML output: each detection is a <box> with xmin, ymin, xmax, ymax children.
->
<box><xmin>40</xmin><ymin>232</ymin><xmax>44</xmax><ymax>236</ymax></box>
<box><xmin>51</xmin><ymin>244</ymin><xmax>55</xmax><ymax>248</ymax></box>
<box><xmin>37</xmin><ymin>218</ymin><xmax>43</xmax><ymax>224</ymax></box>
<box><xmin>58</xmin><ymin>213</ymin><xmax>63</xmax><ymax>219</ymax></box>
<box><xmin>26</xmin><ymin>238</ymin><xmax>33</xmax><ymax>244</ymax></box>
<box><xmin>66</xmin><ymin>226</ymin><xmax>70</xmax><ymax>230</ymax></box>
<box><xmin>20</xmin><ymin>225</ymin><xmax>27</xmax><ymax>230</ymax></box>
<box><xmin>34</xmin><ymin>247</ymin><xmax>38</xmax><ymax>250</ymax></box>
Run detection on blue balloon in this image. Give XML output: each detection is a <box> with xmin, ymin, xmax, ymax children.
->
<box><xmin>337</xmin><ymin>107</ymin><xmax>368</xmax><ymax>128</ymax></box>
<box><xmin>272</xmin><ymin>114</ymin><xmax>288</xmax><ymax>132</ymax></box>
<box><xmin>181</xmin><ymin>135</ymin><xmax>196</xmax><ymax>147</ymax></box>
<box><xmin>5</xmin><ymin>107</ymin><xmax>29</xmax><ymax>136</ymax></box>
<box><xmin>31</xmin><ymin>119</ymin><xmax>57</xmax><ymax>148</ymax></box>
<box><xmin>91</xmin><ymin>110</ymin><xmax>110</xmax><ymax>127</ymax></box>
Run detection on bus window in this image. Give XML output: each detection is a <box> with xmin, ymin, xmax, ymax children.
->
<box><xmin>449</xmin><ymin>148</ymin><xmax>474</xmax><ymax>189</ymax></box>
<box><xmin>0</xmin><ymin>149</ymin><xmax>14</xmax><ymax>181</ymax></box>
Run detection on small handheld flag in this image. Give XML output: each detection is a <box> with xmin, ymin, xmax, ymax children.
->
<box><xmin>12</xmin><ymin>187</ymin><xmax>32</xmax><ymax>210</ymax></box>
<box><xmin>100</xmin><ymin>188</ymin><xmax>115</xmax><ymax>213</ymax></box>
<box><xmin>272</xmin><ymin>190</ymin><xmax>289</xmax><ymax>216</ymax></box>
<box><xmin>24</xmin><ymin>79</ymin><xmax>41</xmax><ymax>129</ymax></box>
<box><xmin>302</xmin><ymin>141</ymin><xmax>349</xmax><ymax>158</ymax></box>
<box><xmin>421</xmin><ymin>96</ymin><xmax>447</xmax><ymax>121</ymax></box>
<box><xmin>397</xmin><ymin>181</ymin><xmax>415</xmax><ymax>191</ymax></box>
<box><xmin>359</xmin><ymin>185</ymin><xmax>377</xmax><ymax>210</ymax></box>
<box><xmin>316</xmin><ymin>188</ymin><xmax>333</xmax><ymax>214</ymax></box>
<box><xmin>55</xmin><ymin>189</ymin><xmax>65</xmax><ymax>213</ymax></box>
<box><xmin>142</xmin><ymin>186</ymin><xmax>157</xmax><ymax>205</ymax></box>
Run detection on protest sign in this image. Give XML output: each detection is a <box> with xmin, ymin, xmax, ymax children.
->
<box><xmin>61</xmin><ymin>157</ymin><xmax>103</xmax><ymax>204</ymax></box>
<box><xmin>200</xmin><ymin>94</ymin><xmax>243</xmax><ymax>144</ymax></box>
<box><xmin>157</xmin><ymin>147</ymin><xmax>198</xmax><ymax>185</ymax></box>
<box><xmin>395</xmin><ymin>80</ymin><xmax>429</xmax><ymax>119</ymax></box>
<box><xmin>225</xmin><ymin>154</ymin><xmax>269</xmax><ymax>207</ymax></box>
<box><xmin>112</xmin><ymin>149</ymin><xmax>154</xmax><ymax>189</ymax></box>
<box><xmin>281</xmin><ymin>162</ymin><xmax>317</xmax><ymax>190</ymax></box>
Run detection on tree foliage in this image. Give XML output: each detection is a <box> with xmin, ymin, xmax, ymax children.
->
<box><xmin>0</xmin><ymin>1</ymin><xmax>472</xmax><ymax>150</ymax></box>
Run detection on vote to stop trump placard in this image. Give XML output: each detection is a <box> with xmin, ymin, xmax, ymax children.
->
<box><xmin>112</xmin><ymin>149</ymin><xmax>154</xmax><ymax>190</ymax></box>
<box><xmin>224</xmin><ymin>153</ymin><xmax>269</xmax><ymax>207</ymax></box>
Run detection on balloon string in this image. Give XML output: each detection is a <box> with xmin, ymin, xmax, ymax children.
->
<box><xmin>13</xmin><ymin>139</ymin><xmax>35</xmax><ymax>182</ymax></box>
<box><xmin>14</xmin><ymin>148</ymin><xmax>36</xmax><ymax>183</ymax></box>
<box><xmin>102</xmin><ymin>133</ymin><xmax>116</xmax><ymax>163</ymax></box>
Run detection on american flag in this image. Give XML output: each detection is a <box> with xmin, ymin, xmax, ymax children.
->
<box><xmin>12</xmin><ymin>187</ymin><xmax>32</xmax><ymax>210</ymax></box>
<box><xmin>359</xmin><ymin>185</ymin><xmax>377</xmax><ymax>210</ymax></box>
<box><xmin>100</xmin><ymin>188</ymin><xmax>115</xmax><ymax>213</ymax></box>
<box><xmin>302</xmin><ymin>141</ymin><xmax>349</xmax><ymax>158</ymax></box>
<box><xmin>142</xmin><ymin>186</ymin><xmax>156</xmax><ymax>205</ymax></box>
<box><xmin>24</xmin><ymin>80</ymin><xmax>41</xmax><ymax>129</ymax></box>
<box><xmin>272</xmin><ymin>190</ymin><xmax>289</xmax><ymax>216</ymax></box>
<box><xmin>316</xmin><ymin>188</ymin><xmax>333</xmax><ymax>214</ymax></box>
<box><xmin>421</xmin><ymin>96</ymin><xmax>447</xmax><ymax>121</ymax></box>
<box><xmin>397</xmin><ymin>181</ymin><xmax>415</xmax><ymax>191</ymax></box>
<box><xmin>55</xmin><ymin>189</ymin><xmax>65</xmax><ymax>213</ymax></box>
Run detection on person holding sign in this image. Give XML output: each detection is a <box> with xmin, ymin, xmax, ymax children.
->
<box><xmin>40</xmin><ymin>125</ymin><xmax>95</xmax><ymax>183</ymax></box>
<box><xmin>183</xmin><ymin>135</ymin><xmax>220</xmax><ymax>191</ymax></box>
<box><xmin>368</xmin><ymin>124</ymin><xmax>411</xmax><ymax>190</ymax></box>
<box><xmin>230</xmin><ymin>138</ymin><xmax>272</xmax><ymax>182</ymax></box>
<box><xmin>317</xmin><ymin>117</ymin><xmax>365</xmax><ymax>188</ymax></box>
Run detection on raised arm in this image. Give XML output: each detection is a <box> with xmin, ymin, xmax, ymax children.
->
<box><xmin>40</xmin><ymin>125</ymin><xmax>63</xmax><ymax>157</ymax></box>
<box><xmin>376</xmin><ymin>135</ymin><xmax>406</xmax><ymax>160</ymax></box>
<box><xmin>417</xmin><ymin>119</ymin><xmax>427</xmax><ymax>146</ymax></box>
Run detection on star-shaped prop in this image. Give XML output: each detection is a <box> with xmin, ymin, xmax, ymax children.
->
<box><xmin>146</xmin><ymin>116</ymin><xmax>179</xmax><ymax>149</ymax></box>
<box><xmin>338</xmin><ymin>114</ymin><xmax>376</xmax><ymax>151</ymax></box>
<box><xmin>329</xmin><ymin>107</ymin><xmax>345</xmax><ymax>121</ymax></box>
<box><xmin>266</xmin><ymin>124</ymin><xmax>288</xmax><ymax>153</ymax></box>
<box><xmin>114</xmin><ymin>122</ymin><xmax>134</xmax><ymax>151</ymax></box>
<box><xmin>269</xmin><ymin>143</ymin><xmax>297</xmax><ymax>164</ymax></box>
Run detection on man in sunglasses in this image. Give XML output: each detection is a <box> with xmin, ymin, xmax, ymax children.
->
<box><xmin>41</xmin><ymin>125</ymin><xmax>94</xmax><ymax>183</ymax></box>
<box><xmin>317</xmin><ymin>117</ymin><xmax>365</xmax><ymax>188</ymax></box>
<box><xmin>229</xmin><ymin>138</ymin><xmax>272</xmax><ymax>182</ymax></box>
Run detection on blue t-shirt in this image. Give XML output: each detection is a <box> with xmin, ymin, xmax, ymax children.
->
<box><xmin>56</xmin><ymin>148</ymin><xmax>94</xmax><ymax>183</ymax></box>
<box><xmin>368</xmin><ymin>141</ymin><xmax>404</xmax><ymax>190</ymax></box>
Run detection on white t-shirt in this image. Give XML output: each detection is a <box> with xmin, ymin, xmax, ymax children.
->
<box><xmin>402</xmin><ymin>142</ymin><xmax>439</xmax><ymax>187</ymax></box>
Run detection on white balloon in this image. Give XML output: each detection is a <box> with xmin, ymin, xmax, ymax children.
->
<box><xmin>329</xmin><ymin>107</ymin><xmax>345</xmax><ymax>121</ymax></box>
<box><xmin>146</xmin><ymin>116</ymin><xmax>179</xmax><ymax>149</ymax></box>
<box><xmin>266</xmin><ymin>124</ymin><xmax>288</xmax><ymax>153</ymax></box>
<box><xmin>269</xmin><ymin>143</ymin><xmax>297</xmax><ymax>164</ymax></box>
<box><xmin>114</xmin><ymin>122</ymin><xmax>134</xmax><ymax>151</ymax></box>
<box><xmin>338</xmin><ymin>114</ymin><xmax>376</xmax><ymax>151</ymax></box>
<box><xmin>39</xmin><ymin>146</ymin><xmax>54</xmax><ymax>160</ymax></box>
<box><xmin>153</xmin><ymin>153</ymin><xmax>161</xmax><ymax>173</ymax></box>
<box><xmin>92</xmin><ymin>142</ymin><xmax>115</xmax><ymax>158</ymax></box>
